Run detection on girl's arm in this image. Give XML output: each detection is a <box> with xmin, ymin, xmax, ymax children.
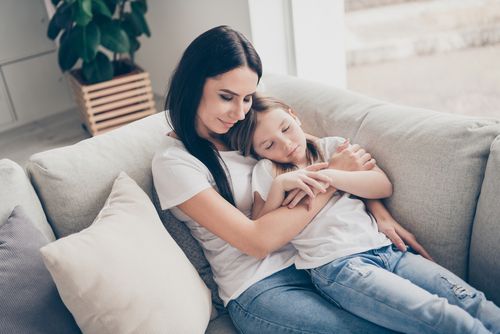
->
<box><xmin>252</xmin><ymin>164</ymin><xmax>331</xmax><ymax>219</ymax></box>
<box><xmin>177</xmin><ymin>186</ymin><xmax>336</xmax><ymax>259</ymax></box>
<box><xmin>320</xmin><ymin>165</ymin><xmax>392</xmax><ymax>199</ymax></box>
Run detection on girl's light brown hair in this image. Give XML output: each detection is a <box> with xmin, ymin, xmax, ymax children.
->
<box><xmin>225</xmin><ymin>94</ymin><xmax>324</xmax><ymax>174</ymax></box>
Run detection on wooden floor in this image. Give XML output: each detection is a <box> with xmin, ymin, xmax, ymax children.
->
<box><xmin>0</xmin><ymin>108</ymin><xmax>91</xmax><ymax>167</ymax></box>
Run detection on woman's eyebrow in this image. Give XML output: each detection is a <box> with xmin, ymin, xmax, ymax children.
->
<box><xmin>219</xmin><ymin>89</ymin><xmax>255</xmax><ymax>97</ymax></box>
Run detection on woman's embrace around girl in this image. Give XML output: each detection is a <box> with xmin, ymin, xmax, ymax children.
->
<box><xmin>226</xmin><ymin>95</ymin><xmax>500</xmax><ymax>334</ymax></box>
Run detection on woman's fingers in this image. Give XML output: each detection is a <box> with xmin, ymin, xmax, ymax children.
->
<box><xmin>363</xmin><ymin>158</ymin><xmax>376</xmax><ymax>170</ymax></box>
<box><xmin>383</xmin><ymin>228</ymin><xmax>407</xmax><ymax>252</ymax></box>
<box><xmin>288</xmin><ymin>191</ymin><xmax>308</xmax><ymax>208</ymax></box>
<box><xmin>282</xmin><ymin>188</ymin><xmax>300</xmax><ymax>206</ymax></box>
<box><xmin>396</xmin><ymin>226</ymin><xmax>434</xmax><ymax>261</ymax></box>
<box><xmin>297</xmin><ymin>180</ymin><xmax>315</xmax><ymax>198</ymax></box>
<box><xmin>301</xmin><ymin>177</ymin><xmax>326</xmax><ymax>194</ymax></box>
<box><xmin>306</xmin><ymin>171</ymin><xmax>331</xmax><ymax>185</ymax></box>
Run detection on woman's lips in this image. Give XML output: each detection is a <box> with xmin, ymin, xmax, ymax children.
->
<box><xmin>219</xmin><ymin>119</ymin><xmax>236</xmax><ymax>128</ymax></box>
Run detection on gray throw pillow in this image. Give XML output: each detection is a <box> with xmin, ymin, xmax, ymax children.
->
<box><xmin>152</xmin><ymin>188</ymin><xmax>225</xmax><ymax>311</ymax></box>
<box><xmin>0</xmin><ymin>206</ymin><xmax>81</xmax><ymax>333</ymax></box>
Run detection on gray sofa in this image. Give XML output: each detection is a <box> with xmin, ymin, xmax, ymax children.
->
<box><xmin>1</xmin><ymin>74</ymin><xmax>499</xmax><ymax>333</ymax></box>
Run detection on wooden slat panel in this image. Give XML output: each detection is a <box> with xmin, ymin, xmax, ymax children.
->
<box><xmin>92</xmin><ymin>101</ymin><xmax>155</xmax><ymax>122</ymax></box>
<box><xmin>89</xmin><ymin>94</ymin><xmax>154</xmax><ymax>114</ymax></box>
<box><xmin>82</xmin><ymin>72</ymin><xmax>149</xmax><ymax>93</ymax></box>
<box><xmin>95</xmin><ymin>109</ymin><xmax>155</xmax><ymax>130</ymax></box>
<box><xmin>86</xmin><ymin>79</ymin><xmax>151</xmax><ymax>99</ymax></box>
<box><xmin>88</xmin><ymin>86</ymin><xmax>153</xmax><ymax>107</ymax></box>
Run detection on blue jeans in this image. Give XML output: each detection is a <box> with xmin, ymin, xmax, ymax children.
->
<box><xmin>227</xmin><ymin>265</ymin><xmax>395</xmax><ymax>334</ymax></box>
<box><xmin>310</xmin><ymin>245</ymin><xmax>500</xmax><ymax>334</ymax></box>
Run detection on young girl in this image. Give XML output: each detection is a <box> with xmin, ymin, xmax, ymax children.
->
<box><xmin>226</xmin><ymin>95</ymin><xmax>500</xmax><ymax>334</ymax></box>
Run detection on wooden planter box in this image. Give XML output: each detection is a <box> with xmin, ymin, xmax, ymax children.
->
<box><xmin>68</xmin><ymin>65</ymin><xmax>156</xmax><ymax>136</ymax></box>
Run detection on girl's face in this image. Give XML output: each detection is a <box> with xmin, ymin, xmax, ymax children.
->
<box><xmin>252</xmin><ymin>108</ymin><xmax>308</xmax><ymax>165</ymax></box>
<box><xmin>196</xmin><ymin>66</ymin><xmax>258</xmax><ymax>140</ymax></box>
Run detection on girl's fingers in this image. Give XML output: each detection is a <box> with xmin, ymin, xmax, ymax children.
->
<box><xmin>360</xmin><ymin>152</ymin><xmax>372</xmax><ymax>164</ymax></box>
<box><xmin>301</xmin><ymin>176</ymin><xmax>326</xmax><ymax>193</ymax></box>
<box><xmin>297</xmin><ymin>180</ymin><xmax>314</xmax><ymax>198</ymax></box>
<box><xmin>306</xmin><ymin>162</ymin><xmax>328</xmax><ymax>171</ymax></box>
<box><xmin>306</xmin><ymin>171</ymin><xmax>331</xmax><ymax>185</ymax></box>
<box><xmin>363</xmin><ymin>159</ymin><xmax>376</xmax><ymax>170</ymax></box>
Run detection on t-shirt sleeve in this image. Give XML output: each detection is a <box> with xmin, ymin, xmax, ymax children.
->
<box><xmin>152</xmin><ymin>147</ymin><xmax>213</xmax><ymax>210</ymax></box>
<box><xmin>251</xmin><ymin>159</ymin><xmax>275</xmax><ymax>201</ymax></box>
<box><xmin>318</xmin><ymin>136</ymin><xmax>347</xmax><ymax>158</ymax></box>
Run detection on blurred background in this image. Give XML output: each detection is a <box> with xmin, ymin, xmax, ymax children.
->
<box><xmin>1</xmin><ymin>0</ymin><xmax>499</xmax><ymax>165</ymax></box>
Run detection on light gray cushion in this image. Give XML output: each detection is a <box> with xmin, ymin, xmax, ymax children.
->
<box><xmin>0</xmin><ymin>159</ymin><xmax>54</xmax><ymax>241</ymax></box>
<box><xmin>152</xmin><ymin>188</ymin><xmax>225</xmax><ymax>311</ymax></box>
<box><xmin>470</xmin><ymin>135</ymin><xmax>500</xmax><ymax>305</ymax></box>
<box><xmin>26</xmin><ymin>112</ymin><xmax>170</xmax><ymax>237</ymax></box>
<box><xmin>0</xmin><ymin>206</ymin><xmax>80</xmax><ymax>333</ymax></box>
<box><xmin>264</xmin><ymin>74</ymin><xmax>500</xmax><ymax>278</ymax></box>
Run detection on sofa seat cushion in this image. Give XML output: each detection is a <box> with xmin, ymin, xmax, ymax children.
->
<box><xmin>40</xmin><ymin>172</ymin><xmax>212</xmax><ymax>333</ymax></box>
<box><xmin>264</xmin><ymin>74</ymin><xmax>500</xmax><ymax>278</ymax></box>
<box><xmin>0</xmin><ymin>206</ymin><xmax>80</xmax><ymax>333</ymax></box>
<box><xmin>0</xmin><ymin>159</ymin><xmax>54</xmax><ymax>241</ymax></box>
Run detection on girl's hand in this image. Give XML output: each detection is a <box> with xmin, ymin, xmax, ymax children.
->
<box><xmin>376</xmin><ymin>215</ymin><xmax>434</xmax><ymax>261</ymax></box>
<box><xmin>276</xmin><ymin>162</ymin><xmax>330</xmax><ymax>199</ymax></box>
<box><xmin>280</xmin><ymin>163</ymin><xmax>330</xmax><ymax>209</ymax></box>
<box><xmin>329</xmin><ymin>139</ymin><xmax>376</xmax><ymax>171</ymax></box>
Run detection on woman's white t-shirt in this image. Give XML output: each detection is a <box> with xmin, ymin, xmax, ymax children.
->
<box><xmin>151</xmin><ymin>135</ymin><xmax>295</xmax><ymax>306</ymax></box>
<box><xmin>252</xmin><ymin>136</ymin><xmax>391</xmax><ymax>269</ymax></box>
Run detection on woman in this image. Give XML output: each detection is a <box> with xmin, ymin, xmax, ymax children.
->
<box><xmin>152</xmin><ymin>25</ymin><xmax>428</xmax><ymax>333</ymax></box>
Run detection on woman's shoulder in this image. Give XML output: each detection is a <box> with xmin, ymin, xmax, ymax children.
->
<box><xmin>152</xmin><ymin>135</ymin><xmax>206</xmax><ymax>172</ymax></box>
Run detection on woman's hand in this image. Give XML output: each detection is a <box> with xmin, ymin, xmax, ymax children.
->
<box><xmin>376</xmin><ymin>214</ymin><xmax>434</xmax><ymax>261</ymax></box>
<box><xmin>329</xmin><ymin>139</ymin><xmax>376</xmax><ymax>172</ymax></box>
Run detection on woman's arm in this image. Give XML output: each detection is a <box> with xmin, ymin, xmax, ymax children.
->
<box><xmin>177</xmin><ymin>187</ymin><xmax>336</xmax><ymax>259</ymax></box>
<box><xmin>365</xmin><ymin>199</ymin><xmax>433</xmax><ymax>260</ymax></box>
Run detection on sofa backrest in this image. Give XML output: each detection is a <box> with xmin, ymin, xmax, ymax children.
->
<box><xmin>470</xmin><ymin>135</ymin><xmax>500</xmax><ymax>303</ymax></box>
<box><xmin>26</xmin><ymin>113</ymin><xmax>170</xmax><ymax>238</ymax></box>
<box><xmin>263</xmin><ymin>74</ymin><xmax>500</xmax><ymax>279</ymax></box>
<box><xmin>0</xmin><ymin>159</ymin><xmax>55</xmax><ymax>241</ymax></box>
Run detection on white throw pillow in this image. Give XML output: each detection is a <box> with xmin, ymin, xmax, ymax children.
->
<box><xmin>40</xmin><ymin>172</ymin><xmax>212</xmax><ymax>334</ymax></box>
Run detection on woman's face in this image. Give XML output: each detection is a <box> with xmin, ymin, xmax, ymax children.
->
<box><xmin>252</xmin><ymin>108</ymin><xmax>308</xmax><ymax>165</ymax></box>
<box><xmin>196</xmin><ymin>66</ymin><xmax>258</xmax><ymax>140</ymax></box>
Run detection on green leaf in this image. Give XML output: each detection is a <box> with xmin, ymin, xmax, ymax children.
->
<box><xmin>47</xmin><ymin>15</ymin><xmax>63</xmax><ymax>40</ymax></box>
<box><xmin>54</xmin><ymin>2</ymin><xmax>74</xmax><ymax>29</ymax></box>
<box><xmin>102</xmin><ymin>0</ymin><xmax>117</xmax><ymax>14</ymax></box>
<box><xmin>100</xmin><ymin>19</ymin><xmax>130</xmax><ymax>53</ymax></box>
<box><xmin>75</xmin><ymin>21</ymin><xmax>100</xmax><ymax>62</ymax></box>
<box><xmin>130</xmin><ymin>10</ymin><xmax>150</xmax><ymax>37</ymax></box>
<box><xmin>63</xmin><ymin>0</ymin><xmax>77</xmax><ymax>4</ymax></box>
<box><xmin>82</xmin><ymin>52</ymin><xmax>113</xmax><ymax>84</ymax></box>
<box><xmin>92</xmin><ymin>0</ymin><xmax>112</xmax><ymax>17</ymax></box>
<box><xmin>131</xmin><ymin>1</ymin><xmax>146</xmax><ymax>14</ymax></box>
<box><xmin>51</xmin><ymin>0</ymin><xmax>61</xmax><ymax>6</ymax></box>
<box><xmin>58</xmin><ymin>29</ymin><xmax>79</xmax><ymax>71</ymax></box>
<box><xmin>75</xmin><ymin>0</ymin><xmax>93</xmax><ymax>26</ymax></box>
<box><xmin>122</xmin><ymin>13</ymin><xmax>141</xmax><ymax>37</ymax></box>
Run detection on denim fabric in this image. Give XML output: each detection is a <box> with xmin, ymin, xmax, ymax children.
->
<box><xmin>310</xmin><ymin>245</ymin><xmax>500</xmax><ymax>334</ymax></box>
<box><xmin>227</xmin><ymin>265</ymin><xmax>395</xmax><ymax>334</ymax></box>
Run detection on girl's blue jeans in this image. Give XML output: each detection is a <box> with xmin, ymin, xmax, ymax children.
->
<box><xmin>227</xmin><ymin>265</ymin><xmax>395</xmax><ymax>334</ymax></box>
<box><xmin>309</xmin><ymin>245</ymin><xmax>500</xmax><ymax>334</ymax></box>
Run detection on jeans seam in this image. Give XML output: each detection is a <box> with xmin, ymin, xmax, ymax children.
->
<box><xmin>331</xmin><ymin>280</ymin><xmax>442</xmax><ymax>334</ymax></box>
<box><xmin>230</xmin><ymin>299</ymin><xmax>331</xmax><ymax>334</ymax></box>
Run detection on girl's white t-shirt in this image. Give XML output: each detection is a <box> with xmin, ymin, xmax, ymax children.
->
<box><xmin>252</xmin><ymin>136</ymin><xmax>392</xmax><ymax>269</ymax></box>
<box><xmin>151</xmin><ymin>135</ymin><xmax>295</xmax><ymax>306</ymax></box>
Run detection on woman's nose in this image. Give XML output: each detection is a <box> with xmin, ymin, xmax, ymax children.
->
<box><xmin>231</xmin><ymin>101</ymin><xmax>246</xmax><ymax>121</ymax></box>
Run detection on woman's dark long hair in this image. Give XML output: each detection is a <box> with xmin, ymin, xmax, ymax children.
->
<box><xmin>165</xmin><ymin>26</ymin><xmax>262</xmax><ymax>205</ymax></box>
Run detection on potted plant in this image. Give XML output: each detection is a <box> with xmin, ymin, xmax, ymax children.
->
<box><xmin>47</xmin><ymin>0</ymin><xmax>156</xmax><ymax>136</ymax></box>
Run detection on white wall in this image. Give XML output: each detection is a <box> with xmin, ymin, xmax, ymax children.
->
<box><xmin>136</xmin><ymin>0</ymin><xmax>253</xmax><ymax>100</ymax></box>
